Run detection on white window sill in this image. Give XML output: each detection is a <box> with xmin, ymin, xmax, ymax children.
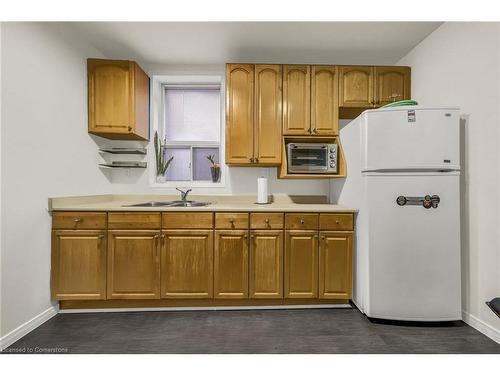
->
<box><xmin>150</xmin><ymin>181</ymin><xmax>226</xmax><ymax>189</ymax></box>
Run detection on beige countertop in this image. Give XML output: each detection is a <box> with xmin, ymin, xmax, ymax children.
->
<box><xmin>48</xmin><ymin>194</ymin><xmax>357</xmax><ymax>213</ymax></box>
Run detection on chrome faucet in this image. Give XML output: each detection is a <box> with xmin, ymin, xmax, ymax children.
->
<box><xmin>176</xmin><ymin>188</ymin><xmax>192</xmax><ymax>201</ymax></box>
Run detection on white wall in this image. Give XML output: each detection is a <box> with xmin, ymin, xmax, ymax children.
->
<box><xmin>0</xmin><ymin>23</ymin><xmax>329</xmax><ymax>340</ymax></box>
<box><xmin>397</xmin><ymin>23</ymin><xmax>500</xmax><ymax>339</ymax></box>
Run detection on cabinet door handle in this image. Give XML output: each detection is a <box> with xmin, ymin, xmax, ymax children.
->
<box><xmin>308</xmin><ymin>128</ymin><xmax>312</xmax><ymax>134</ymax></box>
<box><xmin>255</xmin><ymin>157</ymin><xmax>259</xmax><ymax>163</ymax></box>
<box><xmin>312</xmin><ymin>128</ymin><xmax>317</xmax><ymax>134</ymax></box>
<box><xmin>128</xmin><ymin>126</ymin><xmax>132</xmax><ymax>132</ymax></box>
<box><xmin>321</xmin><ymin>236</ymin><xmax>326</xmax><ymax>240</ymax></box>
<box><xmin>250</xmin><ymin>157</ymin><xmax>254</xmax><ymax>163</ymax></box>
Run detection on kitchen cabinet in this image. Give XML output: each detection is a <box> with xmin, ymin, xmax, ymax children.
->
<box><xmin>161</xmin><ymin>230</ymin><xmax>214</xmax><ymax>299</ymax></box>
<box><xmin>319</xmin><ymin>232</ymin><xmax>353</xmax><ymax>299</ymax></box>
<box><xmin>225</xmin><ymin>64</ymin><xmax>282</xmax><ymax>165</ymax></box>
<box><xmin>87</xmin><ymin>59</ymin><xmax>150</xmax><ymax>140</ymax></box>
<box><xmin>285</xmin><ymin>230</ymin><xmax>318</xmax><ymax>298</ymax></box>
<box><xmin>51</xmin><ymin>230</ymin><xmax>107</xmax><ymax>300</ymax></box>
<box><xmin>339</xmin><ymin>66</ymin><xmax>374</xmax><ymax>108</ymax></box>
<box><xmin>283</xmin><ymin>65</ymin><xmax>311</xmax><ymax>135</ymax></box>
<box><xmin>311</xmin><ymin>66</ymin><xmax>339</xmax><ymax>135</ymax></box>
<box><xmin>214</xmin><ymin>230</ymin><xmax>249</xmax><ymax>299</ymax></box>
<box><xmin>225</xmin><ymin>64</ymin><xmax>254</xmax><ymax>164</ymax></box>
<box><xmin>283</xmin><ymin>65</ymin><xmax>339</xmax><ymax>136</ymax></box>
<box><xmin>374</xmin><ymin>66</ymin><xmax>411</xmax><ymax>106</ymax></box>
<box><xmin>254</xmin><ymin>65</ymin><xmax>283</xmax><ymax>164</ymax></box>
<box><xmin>339</xmin><ymin>65</ymin><xmax>411</xmax><ymax>108</ymax></box>
<box><xmin>107</xmin><ymin>230</ymin><xmax>160</xmax><ymax>299</ymax></box>
<box><xmin>52</xmin><ymin>210</ymin><xmax>354</xmax><ymax>308</ymax></box>
<box><xmin>249</xmin><ymin>230</ymin><xmax>283</xmax><ymax>299</ymax></box>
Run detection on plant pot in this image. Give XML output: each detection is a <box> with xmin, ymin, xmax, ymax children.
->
<box><xmin>210</xmin><ymin>167</ymin><xmax>221</xmax><ymax>183</ymax></box>
<box><xmin>156</xmin><ymin>175</ymin><xmax>167</xmax><ymax>183</ymax></box>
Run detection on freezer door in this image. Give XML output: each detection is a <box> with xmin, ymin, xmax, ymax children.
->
<box><xmin>364</xmin><ymin>172</ymin><xmax>461</xmax><ymax>321</ymax></box>
<box><xmin>361</xmin><ymin>108</ymin><xmax>460</xmax><ymax>171</ymax></box>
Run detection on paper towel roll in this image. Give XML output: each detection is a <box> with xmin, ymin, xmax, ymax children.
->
<box><xmin>257</xmin><ymin>177</ymin><xmax>268</xmax><ymax>204</ymax></box>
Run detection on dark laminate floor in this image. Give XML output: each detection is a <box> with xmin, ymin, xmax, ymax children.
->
<box><xmin>4</xmin><ymin>307</ymin><xmax>500</xmax><ymax>354</ymax></box>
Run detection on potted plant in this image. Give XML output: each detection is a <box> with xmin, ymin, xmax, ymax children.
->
<box><xmin>207</xmin><ymin>154</ymin><xmax>220</xmax><ymax>183</ymax></box>
<box><xmin>154</xmin><ymin>131</ymin><xmax>174</xmax><ymax>183</ymax></box>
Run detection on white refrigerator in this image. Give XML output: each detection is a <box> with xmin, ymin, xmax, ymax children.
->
<box><xmin>337</xmin><ymin>106</ymin><xmax>462</xmax><ymax>321</ymax></box>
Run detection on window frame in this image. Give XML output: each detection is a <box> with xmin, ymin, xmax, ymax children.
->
<box><xmin>149</xmin><ymin>74</ymin><xmax>226</xmax><ymax>188</ymax></box>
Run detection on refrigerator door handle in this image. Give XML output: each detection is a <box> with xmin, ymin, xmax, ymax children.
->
<box><xmin>396</xmin><ymin>195</ymin><xmax>440</xmax><ymax>209</ymax></box>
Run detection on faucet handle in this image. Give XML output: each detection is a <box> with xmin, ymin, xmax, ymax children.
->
<box><xmin>176</xmin><ymin>188</ymin><xmax>192</xmax><ymax>200</ymax></box>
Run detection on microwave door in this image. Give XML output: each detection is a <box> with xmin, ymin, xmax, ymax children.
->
<box><xmin>289</xmin><ymin>146</ymin><xmax>327</xmax><ymax>172</ymax></box>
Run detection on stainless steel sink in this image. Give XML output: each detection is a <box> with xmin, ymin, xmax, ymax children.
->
<box><xmin>124</xmin><ymin>200</ymin><xmax>210</xmax><ymax>208</ymax></box>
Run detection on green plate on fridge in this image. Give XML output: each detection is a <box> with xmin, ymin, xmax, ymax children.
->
<box><xmin>383</xmin><ymin>100</ymin><xmax>418</xmax><ymax>108</ymax></box>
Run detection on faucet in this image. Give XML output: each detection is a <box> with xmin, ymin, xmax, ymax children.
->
<box><xmin>176</xmin><ymin>188</ymin><xmax>192</xmax><ymax>202</ymax></box>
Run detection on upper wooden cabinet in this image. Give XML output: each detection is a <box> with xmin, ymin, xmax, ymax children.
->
<box><xmin>311</xmin><ymin>66</ymin><xmax>339</xmax><ymax>135</ymax></box>
<box><xmin>51</xmin><ymin>230</ymin><xmax>107</xmax><ymax>300</ymax></box>
<box><xmin>254</xmin><ymin>65</ymin><xmax>282</xmax><ymax>164</ymax></box>
<box><xmin>225</xmin><ymin>64</ymin><xmax>254</xmax><ymax>164</ymax></box>
<box><xmin>283</xmin><ymin>65</ymin><xmax>311</xmax><ymax>135</ymax></box>
<box><xmin>87</xmin><ymin>59</ymin><xmax>150</xmax><ymax>140</ymax></box>
<box><xmin>339</xmin><ymin>66</ymin><xmax>374</xmax><ymax>108</ymax></box>
<box><xmin>339</xmin><ymin>65</ymin><xmax>411</xmax><ymax>108</ymax></box>
<box><xmin>226</xmin><ymin>64</ymin><xmax>282</xmax><ymax>166</ymax></box>
<box><xmin>283</xmin><ymin>65</ymin><xmax>339</xmax><ymax>136</ymax></box>
<box><xmin>374</xmin><ymin>66</ymin><xmax>411</xmax><ymax>106</ymax></box>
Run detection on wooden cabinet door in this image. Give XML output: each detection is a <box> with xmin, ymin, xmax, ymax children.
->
<box><xmin>283</xmin><ymin>65</ymin><xmax>311</xmax><ymax>135</ymax></box>
<box><xmin>285</xmin><ymin>230</ymin><xmax>318</xmax><ymax>298</ymax></box>
<box><xmin>161</xmin><ymin>230</ymin><xmax>214</xmax><ymax>299</ymax></box>
<box><xmin>249</xmin><ymin>230</ymin><xmax>283</xmax><ymax>299</ymax></box>
<box><xmin>319</xmin><ymin>232</ymin><xmax>352</xmax><ymax>299</ymax></box>
<box><xmin>311</xmin><ymin>66</ymin><xmax>338</xmax><ymax>135</ymax></box>
<box><xmin>254</xmin><ymin>64</ymin><xmax>282</xmax><ymax>164</ymax></box>
<box><xmin>225</xmin><ymin>64</ymin><xmax>254</xmax><ymax>164</ymax></box>
<box><xmin>88</xmin><ymin>59</ymin><xmax>132</xmax><ymax>135</ymax></box>
<box><xmin>374</xmin><ymin>66</ymin><xmax>411</xmax><ymax>106</ymax></box>
<box><xmin>51</xmin><ymin>230</ymin><xmax>106</xmax><ymax>300</ymax></box>
<box><xmin>107</xmin><ymin>230</ymin><xmax>160</xmax><ymax>299</ymax></box>
<box><xmin>214</xmin><ymin>230</ymin><xmax>249</xmax><ymax>299</ymax></box>
<box><xmin>339</xmin><ymin>66</ymin><xmax>374</xmax><ymax>108</ymax></box>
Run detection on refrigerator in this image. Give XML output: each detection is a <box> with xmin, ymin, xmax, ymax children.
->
<box><xmin>337</xmin><ymin>106</ymin><xmax>462</xmax><ymax>321</ymax></box>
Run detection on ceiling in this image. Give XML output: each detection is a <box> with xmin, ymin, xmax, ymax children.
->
<box><xmin>64</xmin><ymin>22</ymin><xmax>441</xmax><ymax>66</ymax></box>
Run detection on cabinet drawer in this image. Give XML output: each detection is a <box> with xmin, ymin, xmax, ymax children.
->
<box><xmin>250</xmin><ymin>213</ymin><xmax>284</xmax><ymax>229</ymax></box>
<box><xmin>285</xmin><ymin>213</ymin><xmax>319</xmax><ymax>230</ymax></box>
<box><xmin>52</xmin><ymin>212</ymin><xmax>107</xmax><ymax>229</ymax></box>
<box><xmin>215</xmin><ymin>213</ymin><xmax>249</xmax><ymax>229</ymax></box>
<box><xmin>162</xmin><ymin>212</ymin><xmax>214</xmax><ymax>229</ymax></box>
<box><xmin>319</xmin><ymin>214</ymin><xmax>353</xmax><ymax>231</ymax></box>
<box><xmin>108</xmin><ymin>212</ymin><xmax>161</xmax><ymax>229</ymax></box>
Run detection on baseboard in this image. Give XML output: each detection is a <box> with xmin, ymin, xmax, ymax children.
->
<box><xmin>0</xmin><ymin>305</ymin><xmax>59</xmax><ymax>351</ymax></box>
<box><xmin>59</xmin><ymin>304</ymin><xmax>352</xmax><ymax>314</ymax></box>
<box><xmin>462</xmin><ymin>310</ymin><xmax>500</xmax><ymax>344</ymax></box>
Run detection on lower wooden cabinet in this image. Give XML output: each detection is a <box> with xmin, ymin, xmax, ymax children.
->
<box><xmin>107</xmin><ymin>230</ymin><xmax>160</xmax><ymax>299</ymax></box>
<box><xmin>51</xmin><ymin>211</ymin><xmax>354</xmax><ymax>305</ymax></box>
<box><xmin>51</xmin><ymin>230</ymin><xmax>107</xmax><ymax>300</ymax></box>
<box><xmin>249</xmin><ymin>230</ymin><xmax>283</xmax><ymax>299</ymax></box>
<box><xmin>319</xmin><ymin>232</ymin><xmax>353</xmax><ymax>299</ymax></box>
<box><xmin>285</xmin><ymin>230</ymin><xmax>318</xmax><ymax>298</ymax></box>
<box><xmin>161</xmin><ymin>230</ymin><xmax>214</xmax><ymax>299</ymax></box>
<box><xmin>214</xmin><ymin>230</ymin><xmax>249</xmax><ymax>298</ymax></box>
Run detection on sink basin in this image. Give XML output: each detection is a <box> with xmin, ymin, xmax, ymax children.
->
<box><xmin>124</xmin><ymin>200</ymin><xmax>210</xmax><ymax>208</ymax></box>
<box><xmin>167</xmin><ymin>201</ymin><xmax>211</xmax><ymax>207</ymax></box>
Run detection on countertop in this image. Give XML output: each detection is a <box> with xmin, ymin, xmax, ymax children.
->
<box><xmin>48</xmin><ymin>194</ymin><xmax>357</xmax><ymax>213</ymax></box>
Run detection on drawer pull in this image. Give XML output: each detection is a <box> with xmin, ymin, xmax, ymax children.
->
<box><xmin>336</xmin><ymin>220</ymin><xmax>341</xmax><ymax>225</ymax></box>
<box><xmin>300</xmin><ymin>219</ymin><xmax>305</xmax><ymax>224</ymax></box>
<box><xmin>74</xmin><ymin>218</ymin><xmax>82</xmax><ymax>223</ymax></box>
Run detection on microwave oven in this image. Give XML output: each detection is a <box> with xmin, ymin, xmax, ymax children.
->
<box><xmin>287</xmin><ymin>143</ymin><xmax>338</xmax><ymax>174</ymax></box>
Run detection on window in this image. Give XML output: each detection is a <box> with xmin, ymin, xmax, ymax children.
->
<box><xmin>159</xmin><ymin>84</ymin><xmax>222</xmax><ymax>182</ymax></box>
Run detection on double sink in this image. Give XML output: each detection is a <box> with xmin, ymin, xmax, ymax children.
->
<box><xmin>124</xmin><ymin>200</ymin><xmax>211</xmax><ymax>208</ymax></box>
